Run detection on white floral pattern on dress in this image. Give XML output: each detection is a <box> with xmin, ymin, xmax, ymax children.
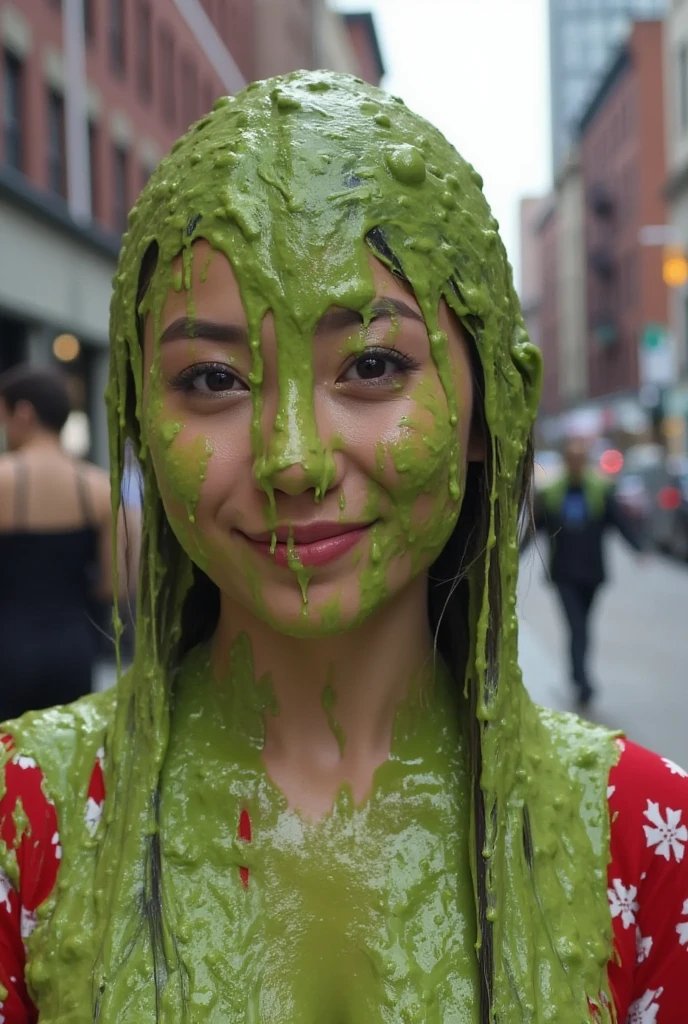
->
<box><xmin>627</xmin><ymin>987</ymin><xmax>663</xmax><ymax>1023</ymax></box>
<box><xmin>51</xmin><ymin>831</ymin><xmax>62</xmax><ymax>861</ymax></box>
<box><xmin>677</xmin><ymin>898</ymin><xmax>688</xmax><ymax>948</ymax></box>
<box><xmin>662</xmin><ymin>757</ymin><xmax>688</xmax><ymax>779</ymax></box>
<box><xmin>0</xmin><ymin>869</ymin><xmax>13</xmax><ymax>914</ymax></box>
<box><xmin>636</xmin><ymin>927</ymin><xmax>653</xmax><ymax>964</ymax></box>
<box><xmin>20</xmin><ymin>907</ymin><xmax>36</xmax><ymax>941</ymax></box>
<box><xmin>607</xmin><ymin>785</ymin><xmax>616</xmax><ymax>799</ymax></box>
<box><xmin>643</xmin><ymin>801</ymin><xmax>688</xmax><ymax>862</ymax></box>
<box><xmin>84</xmin><ymin>797</ymin><xmax>104</xmax><ymax>836</ymax></box>
<box><xmin>608</xmin><ymin>878</ymin><xmax>639</xmax><ymax>929</ymax></box>
<box><xmin>14</xmin><ymin>756</ymin><xmax>36</xmax><ymax>771</ymax></box>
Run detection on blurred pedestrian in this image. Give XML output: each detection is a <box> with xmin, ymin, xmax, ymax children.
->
<box><xmin>0</xmin><ymin>364</ymin><xmax>122</xmax><ymax>719</ymax></box>
<box><xmin>529</xmin><ymin>437</ymin><xmax>646</xmax><ymax>706</ymax></box>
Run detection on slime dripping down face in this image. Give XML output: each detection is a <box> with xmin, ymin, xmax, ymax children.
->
<box><xmin>143</xmin><ymin>240</ymin><xmax>482</xmax><ymax>637</ymax></box>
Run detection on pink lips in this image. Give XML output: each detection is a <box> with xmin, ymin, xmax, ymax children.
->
<box><xmin>241</xmin><ymin>522</ymin><xmax>372</xmax><ymax>568</ymax></box>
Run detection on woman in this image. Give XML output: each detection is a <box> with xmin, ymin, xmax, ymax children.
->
<box><xmin>0</xmin><ymin>365</ymin><xmax>115</xmax><ymax>719</ymax></box>
<box><xmin>0</xmin><ymin>71</ymin><xmax>686</xmax><ymax>1023</ymax></box>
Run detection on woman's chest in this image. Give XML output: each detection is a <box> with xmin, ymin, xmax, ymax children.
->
<box><xmin>159</xmin><ymin>753</ymin><xmax>479</xmax><ymax>1023</ymax></box>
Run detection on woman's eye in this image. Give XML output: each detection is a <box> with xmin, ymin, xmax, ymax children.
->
<box><xmin>171</xmin><ymin>364</ymin><xmax>248</xmax><ymax>396</ymax></box>
<box><xmin>340</xmin><ymin>349</ymin><xmax>418</xmax><ymax>384</ymax></box>
<box><xmin>192</xmin><ymin>369</ymin><xmax>240</xmax><ymax>393</ymax></box>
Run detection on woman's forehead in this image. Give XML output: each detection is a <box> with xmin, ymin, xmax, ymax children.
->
<box><xmin>159</xmin><ymin>242</ymin><xmax>421</xmax><ymax>324</ymax></box>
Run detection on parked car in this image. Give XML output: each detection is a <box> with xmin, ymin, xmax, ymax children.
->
<box><xmin>651</xmin><ymin>464</ymin><xmax>688</xmax><ymax>561</ymax></box>
<box><xmin>614</xmin><ymin>473</ymin><xmax>651</xmax><ymax>525</ymax></box>
<box><xmin>617</xmin><ymin>448</ymin><xmax>688</xmax><ymax>560</ymax></box>
<box><xmin>671</xmin><ymin>470</ymin><xmax>688</xmax><ymax>561</ymax></box>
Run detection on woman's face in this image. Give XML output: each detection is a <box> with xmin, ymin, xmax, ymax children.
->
<box><xmin>143</xmin><ymin>240</ymin><xmax>482</xmax><ymax>636</ymax></box>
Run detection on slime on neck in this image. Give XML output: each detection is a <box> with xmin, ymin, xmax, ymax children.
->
<box><xmin>0</xmin><ymin>70</ymin><xmax>622</xmax><ymax>1024</ymax></box>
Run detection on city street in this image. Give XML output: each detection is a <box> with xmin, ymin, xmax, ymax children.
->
<box><xmin>519</xmin><ymin>537</ymin><xmax>688</xmax><ymax>769</ymax></box>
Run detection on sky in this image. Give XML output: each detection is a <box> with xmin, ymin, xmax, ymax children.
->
<box><xmin>336</xmin><ymin>0</ymin><xmax>552</xmax><ymax>289</ymax></box>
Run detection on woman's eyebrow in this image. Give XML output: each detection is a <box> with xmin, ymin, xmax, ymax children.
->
<box><xmin>158</xmin><ymin>298</ymin><xmax>424</xmax><ymax>345</ymax></box>
<box><xmin>314</xmin><ymin>298</ymin><xmax>424</xmax><ymax>336</ymax></box>
<box><xmin>159</xmin><ymin>318</ymin><xmax>249</xmax><ymax>345</ymax></box>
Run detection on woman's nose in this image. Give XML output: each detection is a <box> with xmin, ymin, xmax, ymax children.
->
<box><xmin>268</xmin><ymin>454</ymin><xmax>334</xmax><ymax>498</ymax></box>
<box><xmin>254</xmin><ymin>384</ymin><xmax>338</xmax><ymax>501</ymax></box>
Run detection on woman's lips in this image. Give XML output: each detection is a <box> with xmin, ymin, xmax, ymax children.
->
<box><xmin>241</xmin><ymin>522</ymin><xmax>373</xmax><ymax>568</ymax></box>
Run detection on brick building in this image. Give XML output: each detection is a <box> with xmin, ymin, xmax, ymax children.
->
<box><xmin>580</xmin><ymin>19</ymin><xmax>668</xmax><ymax>402</ymax></box>
<box><xmin>0</xmin><ymin>0</ymin><xmax>382</xmax><ymax>466</ymax></box>
<box><xmin>341</xmin><ymin>12</ymin><xmax>384</xmax><ymax>87</ymax></box>
<box><xmin>518</xmin><ymin>196</ymin><xmax>546</xmax><ymax>357</ymax></box>
<box><xmin>663</xmin><ymin>0</ymin><xmax>688</xmax><ymax>448</ymax></box>
<box><xmin>535</xmin><ymin>199</ymin><xmax>561</xmax><ymax>417</ymax></box>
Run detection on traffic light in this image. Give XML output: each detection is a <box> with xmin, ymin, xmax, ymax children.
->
<box><xmin>662</xmin><ymin>247</ymin><xmax>688</xmax><ymax>288</ymax></box>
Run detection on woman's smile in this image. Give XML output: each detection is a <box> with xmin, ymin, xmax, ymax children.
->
<box><xmin>239</xmin><ymin>520</ymin><xmax>376</xmax><ymax>568</ymax></box>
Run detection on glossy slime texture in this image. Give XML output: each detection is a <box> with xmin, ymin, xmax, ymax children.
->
<box><xmin>0</xmin><ymin>71</ymin><xmax>621</xmax><ymax>1022</ymax></box>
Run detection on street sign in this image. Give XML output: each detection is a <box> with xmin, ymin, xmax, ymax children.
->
<box><xmin>639</xmin><ymin>324</ymin><xmax>675</xmax><ymax>387</ymax></box>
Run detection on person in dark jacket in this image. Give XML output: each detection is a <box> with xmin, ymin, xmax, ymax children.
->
<box><xmin>529</xmin><ymin>438</ymin><xmax>646</xmax><ymax>705</ymax></box>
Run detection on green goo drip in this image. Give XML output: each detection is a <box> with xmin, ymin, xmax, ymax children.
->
<box><xmin>0</xmin><ymin>71</ymin><xmax>621</xmax><ymax>1024</ymax></box>
<box><xmin>321</xmin><ymin>675</ymin><xmax>346</xmax><ymax>757</ymax></box>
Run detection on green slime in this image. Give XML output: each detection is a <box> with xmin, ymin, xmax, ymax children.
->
<box><xmin>0</xmin><ymin>71</ymin><xmax>620</xmax><ymax>1022</ymax></box>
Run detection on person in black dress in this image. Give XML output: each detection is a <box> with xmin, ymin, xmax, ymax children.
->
<box><xmin>0</xmin><ymin>364</ymin><xmax>129</xmax><ymax>720</ymax></box>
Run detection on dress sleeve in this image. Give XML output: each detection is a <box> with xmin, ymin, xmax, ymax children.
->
<box><xmin>0</xmin><ymin>736</ymin><xmax>105</xmax><ymax>1024</ymax></box>
<box><xmin>0</xmin><ymin>735</ymin><xmax>61</xmax><ymax>1023</ymax></box>
<box><xmin>606</xmin><ymin>738</ymin><xmax>688</xmax><ymax>1023</ymax></box>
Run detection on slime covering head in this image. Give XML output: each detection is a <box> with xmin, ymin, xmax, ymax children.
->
<box><xmin>4</xmin><ymin>71</ymin><xmax>619</xmax><ymax>1022</ymax></box>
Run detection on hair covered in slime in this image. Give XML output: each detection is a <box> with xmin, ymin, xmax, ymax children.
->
<box><xmin>0</xmin><ymin>71</ymin><xmax>621</xmax><ymax>1022</ymax></box>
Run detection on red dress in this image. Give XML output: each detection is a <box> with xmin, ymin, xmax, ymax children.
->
<box><xmin>1</xmin><ymin>735</ymin><xmax>687</xmax><ymax>1022</ymax></box>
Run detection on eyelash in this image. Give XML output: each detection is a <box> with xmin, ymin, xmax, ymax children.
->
<box><xmin>169</xmin><ymin>362</ymin><xmax>247</xmax><ymax>396</ymax></box>
<box><xmin>168</xmin><ymin>346</ymin><xmax>421</xmax><ymax>398</ymax></box>
<box><xmin>338</xmin><ymin>346</ymin><xmax>421</xmax><ymax>383</ymax></box>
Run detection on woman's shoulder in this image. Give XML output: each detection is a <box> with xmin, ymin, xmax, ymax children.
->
<box><xmin>1</xmin><ymin>689</ymin><xmax>112</xmax><ymax>904</ymax></box>
<box><xmin>607</xmin><ymin>739</ymin><xmax>688</xmax><ymax>1022</ymax></box>
<box><xmin>0</xmin><ymin>693</ymin><xmax>111</xmax><ymax>1024</ymax></box>
<box><xmin>1</xmin><ymin>687</ymin><xmax>116</xmax><ymax>776</ymax></box>
<box><xmin>1</xmin><ymin>688</ymin><xmax>115</xmax><ymax>841</ymax></box>
<box><xmin>608</xmin><ymin>737</ymin><xmax>688</xmax><ymax>867</ymax></box>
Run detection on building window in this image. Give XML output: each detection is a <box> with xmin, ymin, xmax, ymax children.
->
<box><xmin>88</xmin><ymin>121</ymin><xmax>100</xmax><ymax>220</ymax></box>
<box><xmin>3</xmin><ymin>51</ymin><xmax>23</xmax><ymax>171</ymax></box>
<box><xmin>137</xmin><ymin>0</ymin><xmax>153</xmax><ymax>102</ymax></box>
<box><xmin>180</xmin><ymin>56</ymin><xmax>199</xmax><ymax>128</ymax></box>
<box><xmin>679</xmin><ymin>44</ymin><xmax>688</xmax><ymax>135</ymax></box>
<box><xmin>109</xmin><ymin>0</ymin><xmax>125</xmax><ymax>76</ymax></box>
<box><xmin>112</xmin><ymin>144</ymin><xmax>129</xmax><ymax>233</ymax></box>
<box><xmin>46</xmin><ymin>89</ymin><xmax>66</xmax><ymax>197</ymax></box>
<box><xmin>159</xmin><ymin>26</ymin><xmax>176</xmax><ymax>126</ymax></box>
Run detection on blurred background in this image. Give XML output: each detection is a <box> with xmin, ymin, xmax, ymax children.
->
<box><xmin>0</xmin><ymin>0</ymin><xmax>685</xmax><ymax>763</ymax></box>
